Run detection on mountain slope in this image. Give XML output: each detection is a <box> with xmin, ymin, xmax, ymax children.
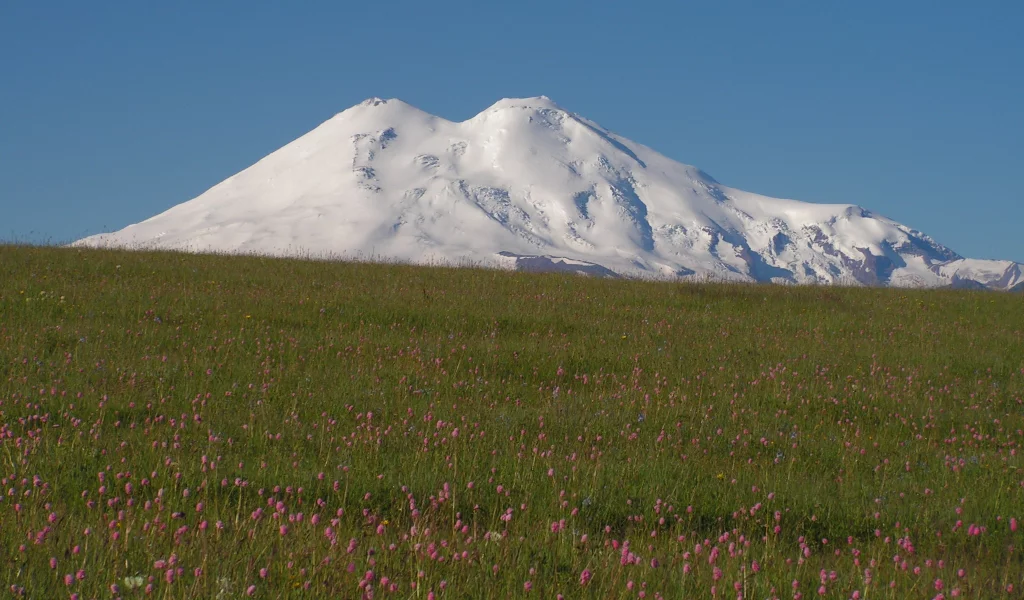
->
<box><xmin>74</xmin><ymin>96</ymin><xmax>1022</xmax><ymax>289</ymax></box>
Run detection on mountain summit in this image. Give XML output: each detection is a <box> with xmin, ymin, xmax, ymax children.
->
<box><xmin>75</xmin><ymin>97</ymin><xmax>1022</xmax><ymax>289</ymax></box>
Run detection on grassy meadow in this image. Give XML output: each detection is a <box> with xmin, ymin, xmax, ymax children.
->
<box><xmin>2</xmin><ymin>244</ymin><xmax>1023</xmax><ymax>599</ymax></box>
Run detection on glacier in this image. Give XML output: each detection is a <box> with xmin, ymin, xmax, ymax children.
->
<box><xmin>74</xmin><ymin>96</ymin><xmax>1023</xmax><ymax>290</ymax></box>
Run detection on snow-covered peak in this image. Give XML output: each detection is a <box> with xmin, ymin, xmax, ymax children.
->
<box><xmin>478</xmin><ymin>96</ymin><xmax>564</xmax><ymax>114</ymax></box>
<box><xmin>353</xmin><ymin>97</ymin><xmax>425</xmax><ymax>110</ymax></box>
<box><xmin>467</xmin><ymin>97</ymin><xmax>575</xmax><ymax>130</ymax></box>
<box><xmin>74</xmin><ymin>96</ymin><xmax>1020</xmax><ymax>290</ymax></box>
<box><xmin>359</xmin><ymin>97</ymin><xmax>391</xmax><ymax>107</ymax></box>
<box><xmin>334</xmin><ymin>97</ymin><xmax>432</xmax><ymax>120</ymax></box>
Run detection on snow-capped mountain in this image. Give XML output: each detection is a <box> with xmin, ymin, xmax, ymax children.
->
<box><xmin>75</xmin><ymin>96</ymin><xmax>1022</xmax><ymax>289</ymax></box>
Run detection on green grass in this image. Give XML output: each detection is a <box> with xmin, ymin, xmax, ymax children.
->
<box><xmin>1</xmin><ymin>244</ymin><xmax>1023</xmax><ymax>599</ymax></box>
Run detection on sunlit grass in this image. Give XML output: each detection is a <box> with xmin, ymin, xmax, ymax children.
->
<box><xmin>1</xmin><ymin>244</ymin><xmax>1022</xmax><ymax>598</ymax></box>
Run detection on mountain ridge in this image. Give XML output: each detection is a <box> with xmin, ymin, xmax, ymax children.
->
<box><xmin>74</xmin><ymin>96</ymin><xmax>1022</xmax><ymax>290</ymax></box>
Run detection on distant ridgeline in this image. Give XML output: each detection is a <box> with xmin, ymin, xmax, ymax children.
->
<box><xmin>74</xmin><ymin>97</ymin><xmax>1023</xmax><ymax>290</ymax></box>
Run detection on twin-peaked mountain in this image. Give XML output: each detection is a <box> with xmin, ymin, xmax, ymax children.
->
<box><xmin>75</xmin><ymin>97</ymin><xmax>1023</xmax><ymax>289</ymax></box>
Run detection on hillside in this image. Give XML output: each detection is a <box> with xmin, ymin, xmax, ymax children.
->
<box><xmin>2</xmin><ymin>245</ymin><xmax>1023</xmax><ymax>598</ymax></box>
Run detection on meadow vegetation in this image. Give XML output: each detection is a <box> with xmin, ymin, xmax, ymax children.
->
<box><xmin>2</xmin><ymin>244</ymin><xmax>1023</xmax><ymax>599</ymax></box>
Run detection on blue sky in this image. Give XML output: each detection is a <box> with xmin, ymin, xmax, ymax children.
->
<box><xmin>2</xmin><ymin>1</ymin><xmax>1021</xmax><ymax>261</ymax></box>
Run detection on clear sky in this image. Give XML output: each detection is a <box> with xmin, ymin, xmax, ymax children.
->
<box><xmin>2</xmin><ymin>1</ymin><xmax>1021</xmax><ymax>261</ymax></box>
